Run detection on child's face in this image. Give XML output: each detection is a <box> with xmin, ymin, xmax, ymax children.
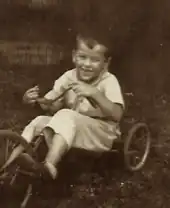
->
<box><xmin>73</xmin><ymin>40</ymin><xmax>109</xmax><ymax>82</ymax></box>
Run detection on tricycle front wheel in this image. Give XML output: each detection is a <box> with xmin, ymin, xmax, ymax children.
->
<box><xmin>0</xmin><ymin>130</ymin><xmax>34</xmax><ymax>180</ymax></box>
<box><xmin>124</xmin><ymin>122</ymin><xmax>151</xmax><ymax>171</ymax></box>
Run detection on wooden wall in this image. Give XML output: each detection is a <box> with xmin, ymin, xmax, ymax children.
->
<box><xmin>0</xmin><ymin>0</ymin><xmax>169</xmax><ymax>96</ymax></box>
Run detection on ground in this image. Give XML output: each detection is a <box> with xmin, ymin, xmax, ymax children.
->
<box><xmin>0</xmin><ymin>65</ymin><xmax>170</xmax><ymax>208</ymax></box>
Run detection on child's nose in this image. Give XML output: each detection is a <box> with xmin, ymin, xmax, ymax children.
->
<box><xmin>83</xmin><ymin>58</ymin><xmax>91</xmax><ymax>67</ymax></box>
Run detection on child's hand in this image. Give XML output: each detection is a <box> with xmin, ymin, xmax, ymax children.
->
<box><xmin>23</xmin><ymin>85</ymin><xmax>40</xmax><ymax>104</ymax></box>
<box><xmin>71</xmin><ymin>82</ymin><xmax>99</xmax><ymax>98</ymax></box>
<box><xmin>36</xmin><ymin>97</ymin><xmax>53</xmax><ymax>105</ymax></box>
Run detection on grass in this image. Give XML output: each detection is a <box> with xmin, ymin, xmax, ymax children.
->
<box><xmin>0</xmin><ymin>66</ymin><xmax>170</xmax><ymax>208</ymax></box>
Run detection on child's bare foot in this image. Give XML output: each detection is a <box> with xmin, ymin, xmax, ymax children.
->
<box><xmin>43</xmin><ymin>161</ymin><xmax>58</xmax><ymax>180</ymax></box>
<box><xmin>15</xmin><ymin>153</ymin><xmax>58</xmax><ymax>181</ymax></box>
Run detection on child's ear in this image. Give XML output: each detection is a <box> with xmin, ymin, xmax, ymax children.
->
<box><xmin>72</xmin><ymin>50</ymin><xmax>76</xmax><ymax>64</ymax></box>
<box><xmin>104</xmin><ymin>57</ymin><xmax>112</xmax><ymax>70</ymax></box>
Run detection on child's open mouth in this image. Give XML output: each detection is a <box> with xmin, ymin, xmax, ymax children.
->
<box><xmin>81</xmin><ymin>72</ymin><xmax>93</xmax><ymax>79</ymax></box>
<box><xmin>80</xmin><ymin>68</ymin><xmax>93</xmax><ymax>74</ymax></box>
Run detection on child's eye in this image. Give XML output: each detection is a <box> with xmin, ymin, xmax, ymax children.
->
<box><xmin>91</xmin><ymin>58</ymin><xmax>100</xmax><ymax>62</ymax></box>
<box><xmin>77</xmin><ymin>54</ymin><xmax>86</xmax><ymax>59</ymax></box>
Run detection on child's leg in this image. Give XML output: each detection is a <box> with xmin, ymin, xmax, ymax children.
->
<box><xmin>43</xmin><ymin>127</ymin><xmax>68</xmax><ymax>179</ymax></box>
<box><xmin>2</xmin><ymin>116</ymin><xmax>51</xmax><ymax>169</ymax></box>
<box><xmin>21</xmin><ymin>116</ymin><xmax>51</xmax><ymax>143</ymax></box>
<box><xmin>40</xmin><ymin>109</ymin><xmax>118</xmax><ymax>179</ymax></box>
<box><xmin>41</xmin><ymin>109</ymin><xmax>76</xmax><ymax>179</ymax></box>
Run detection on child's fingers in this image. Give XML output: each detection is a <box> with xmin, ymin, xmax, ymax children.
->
<box><xmin>71</xmin><ymin>85</ymin><xmax>79</xmax><ymax>93</ymax></box>
<box><xmin>33</xmin><ymin>85</ymin><xmax>39</xmax><ymax>89</ymax></box>
<box><xmin>27</xmin><ymin>88</ymin><xmax>39</xmax><ymax>94</ymax></box>
<box><xmin>29</xmin><ymin>91</ymin><xmax>39</xmax><ymax>96</ymax></box>
<box><xmin>28</xmin><ymin>92</ymin><xmax>39</xmax><ymax>99</ymax></box>
<box><xmin>68</xmin><ymin>81</ymin><xmax>80</xmax><ymax>87</ymax></box>
<box><xmin>65</xmin><ymin>85</ymin><xmax>73</xmax><ymax>91</ymax></box>
<box><xmin>26</xmin><ymin>99</ymin><xmax>37</xmax><ymax>104</ymax></box>
<box><xmin>67</xmin><ymin>83</ymin><xmax>75</xmax><ymax>89</ymax></box>
<box><xmin>27</xmin><ymin>86</ymin><xmax>39</xmax><ymax>93</ymax></box>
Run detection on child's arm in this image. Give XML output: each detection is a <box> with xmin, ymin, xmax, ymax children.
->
<box><xmin>23</xmin><ymin>83</ymin><xmax>71</xmax><ymax>113</ymax></box>
<box><xmin>90</xmin><ymin>93</ymin><xmax>124</xmax><ymax>121</ymax></box>
<box><xmin>71</xmin><ymin>81</ymin><xmax>124</xmax><ymax>122</ymax></box>
<box><xmin>36</xmin><ymin>97</ymin><xmax>63</xmax><ymax>114</ymax></box>
<box><xmin>22</xmin><ymin>86</ymin><xmax>56</xmax><ymax>113</ymax></box>
<box><xmin>36</xmin><ymin>85</ymin><xmax>72</xmax><ymax>114</ymax></box>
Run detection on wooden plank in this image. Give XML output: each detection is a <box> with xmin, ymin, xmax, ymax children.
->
<box><xmin>0</xmin><ymin>40</ymin><xmax>63</xmax><ymax>65</ymax></box>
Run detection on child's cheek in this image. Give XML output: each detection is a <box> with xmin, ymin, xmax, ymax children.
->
<box><xmin>93</xmin><ymin>62</ymin><xmax>102</xmax><ymax>70</ymax></box>
<box><xmin>75</xmin><ymin>57</ymin><xmax>82</xmax><ymax>65</ymax></box>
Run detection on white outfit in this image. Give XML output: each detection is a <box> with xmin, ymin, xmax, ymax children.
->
<box><xmin>22</xmin><ymin>69</ymin><xmax>124</xmax><ymax>152</ymax></box>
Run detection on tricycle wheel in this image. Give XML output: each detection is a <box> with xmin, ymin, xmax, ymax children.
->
<box><xmin>124</xmin><ymin>122</ymin><xmax>151</xmax><ymax>171</ymax></box>
<box><xmin>0</xmin><ymin>130</ymin><xmax>34</xmax><ymax>182</ymax></box>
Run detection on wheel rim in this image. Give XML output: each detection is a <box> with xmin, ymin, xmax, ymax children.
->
<box><xmin>124</xmin><ymin>123</ymin><xmax>151</xmax><ymax>171</ymax></box>
<box><xmin>0</xmin><ymin>130</ymin><xmax>33</xmax><ymax>182</ymax></box>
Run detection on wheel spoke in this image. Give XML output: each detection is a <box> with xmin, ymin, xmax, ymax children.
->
<box><xmin>131</xmin><ymin>155</ymin><xmax>140</xmax><ymax>165</ymax></box>
<box><xmin>10</xmin><ymin>172</ymin><xmax>18</xmax><ymax>186</ymax></box>
<box><xmin>126</xmin><ymin>151</ymin><xmax>142</xmax><ymax>165</ymax></box>
<box><xmin>21</xmin><ymin>184</ymin><xmax>33</xmax><ymax>208</ymax></box>
<box><xmin>0</xmin><ymin>172</ymin><xmax>8</xmax><ymax>180</ymax></box>
<box><xmin>5</xmin><ymin>139</ymin><xmax>9</xmax><ymax>162</ymax></box>
<box><xmin>5</xmin><ymin>138</ymin><xmax>16</xmax><ymax>162</ymax></box>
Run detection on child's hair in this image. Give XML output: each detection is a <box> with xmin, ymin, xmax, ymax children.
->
<box><xmin>75</xmin><ymin>29</ymin><xmax>111</xmax><ymax>59</ymax></box>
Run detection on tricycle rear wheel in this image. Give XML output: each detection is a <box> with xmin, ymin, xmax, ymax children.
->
<box><xmin>124</xmin><ymin>122</ymin><xmax>151</xmax><ymax>171</ymax></box>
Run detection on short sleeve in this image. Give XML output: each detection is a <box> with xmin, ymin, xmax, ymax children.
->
<box><xmin>44</xmin><ymin>72</ymin><xmax>70</xmax><ymax>100</ymax></box>
<box><xmin>102</xmin><ymin>75</ymin><xmax>125</xmax><ymax>108</ymax></box>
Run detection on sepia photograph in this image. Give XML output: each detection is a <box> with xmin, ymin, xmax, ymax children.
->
<box><xmin>0</xmin><ymin>0</ymin><xmax>169</xmax><ymax>207</ymax></box>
